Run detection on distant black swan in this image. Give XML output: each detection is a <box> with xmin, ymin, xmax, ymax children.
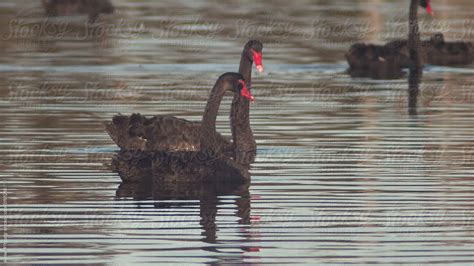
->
<box><xmin>42</xmin><ymin>0</ymin><xmax>114</xmax><ymax>22</ymax></box>
<box><xmin>106</xmin><ymin>40</ymin><xmax>263</xmax><ymax>155</ymax></box>
<box><xmin>424</xmin><ymin>33</ymin><xmax>473</xmax><ymax>66</ymax></box>
<box><xmin>346</xmin><ymin>0</ymin><xmax>433</xmax><ymax>79</ymax></box>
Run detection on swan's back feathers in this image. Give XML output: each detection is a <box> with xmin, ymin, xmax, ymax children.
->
<box><xmin>106</xmin><ymin>113</ymin><xmax>233</xmax><ymax>153</ymax></box>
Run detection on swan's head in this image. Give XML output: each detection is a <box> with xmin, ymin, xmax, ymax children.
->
<box><xmin>238</xmin><ymin>79</ymin><xmax>254</xmax><ymax>101</ymax></box>
<box><xmin>219</xmin><ymin>73</ymin><xmax>254</xmax><ymax>101</ymax></box>
<box><xmin>420</xmin><ymin>0</ymin><xmax>434</xmax><ymax>16</ymax></box>
<box><xmin>245</xmin><ymin>40</ymin><xmax>264</xmax><ymax>73</ymax></box>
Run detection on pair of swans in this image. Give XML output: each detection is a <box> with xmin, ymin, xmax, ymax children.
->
<box><xmin>106</xmin><ymin>40</ymin><xmax>263</xmax><ymax>183</ymax></box>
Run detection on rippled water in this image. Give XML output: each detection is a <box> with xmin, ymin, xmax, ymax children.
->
<box><xmin>1</xmin><ymin>0</ymin><xmax>473</xmax><ymax>264</ymax></box>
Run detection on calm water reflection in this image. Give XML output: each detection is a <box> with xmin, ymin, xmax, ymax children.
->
<box><xmin>0</xmin><ymin>0</ymin><xmax>473</xmax><ymax>264</ymax></box>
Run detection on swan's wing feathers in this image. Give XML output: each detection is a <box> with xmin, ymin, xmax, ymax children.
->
<box><xmin>106</xmin><ymin>114</ymin><xmax>232</xmax><ymax>152</ymax></box>
<box><xmin>146</xmin><ymin>116</ymin><xmax>201</xmax><ymax>151</ymax></box>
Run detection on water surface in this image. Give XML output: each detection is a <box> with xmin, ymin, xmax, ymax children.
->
<box><xmin>0</xmin><ymin>0</ymin><xmax>473</xmax><ymax>264</ymax></box>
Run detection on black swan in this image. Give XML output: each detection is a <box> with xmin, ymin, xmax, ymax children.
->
<box><xmin>111</xmin><ymin>73</ymin><xmax>255</xmax><ymax>183</ymax></box>
<box><xmin>346</xmin><ymin>0</ymin><xmax>433</xmax><ymax>79</ymax></box>
<box><xmin>424</xmin><ymin>33</ymin><xmax>473</xmax><ymax>66</ymax></box>
<box><xmin>106</xmin><ymin>40</ymin><xmax>263</xmax><ymax>154</ymax></box>
<box><xmin>42</xmin><ymin>0</ymin><xmax>114</xmax><ymax>22</ymax></box>
<box><xmin>233</xmin><ymin>40</ymin><xmax>263</xmax><ymax>153</ymax></box>
<box><xmin>151</xmin><ymin>70</ymin><xmax>257</xmax><ymax>183</ymax></box>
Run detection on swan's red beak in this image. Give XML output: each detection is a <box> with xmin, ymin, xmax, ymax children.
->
<box><xmin>425</xmin><ymin>1</ymin><xmax>434</xmax><ymax>16</ymax></box>
<box><xmin>239</xmin><ymin>80</ymin><xmax>254</xmax><ymax>101</ymax></box>
<box><xmin>251</xmin><ymin>49</ymin><xmax>264</xmax><ymax>73</ymax></box>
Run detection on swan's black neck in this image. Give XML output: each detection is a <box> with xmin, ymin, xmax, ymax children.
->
<box><xmin>238</xmin><ymin>51</ymin><xmax>252</xmax><ymax>85</ymax></box>
<box><xmin>201</xmin><ymin>79</ymin><xmax>228</xmax><ymax>151</ymax></box>
<box><xmin>231</xmin><ymin>49</ymin><xmax>256</xmax><ymax>153</ymax></box>
<box><xmin>408</xmin><ymin>0</ymin><xmax>421</xmax><ymax>69</ymax></box>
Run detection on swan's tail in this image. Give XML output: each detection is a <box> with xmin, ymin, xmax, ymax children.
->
<box><xmin>105</xmin><ymin>113</ymin><xmax>149</xmax><ymax>150</ymax></box>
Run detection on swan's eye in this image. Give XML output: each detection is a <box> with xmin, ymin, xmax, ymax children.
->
<box><xmin>238</xmin><ymin>79</ymin><xmax>254</xmax><ymax>101</ymax></box>
<box><xmin>250</xmin><ymin>49</ymin><xmax>264</xmax><ymax>73</ymax></box>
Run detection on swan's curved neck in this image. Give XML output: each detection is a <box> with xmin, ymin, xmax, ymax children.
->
<box><xmin>201</xmin><ymin>80</ymin><xmax>227</xmax><ymax>149</ymax></box>
<box><xmin>408</xmin><ymin>0</ymin><xmax>421</xmax><ymax>68</ymax></box>
<box><xmin>231</xmin><ymin>50</ymin><xmax>256</xmax><ymax>152</ymax></box>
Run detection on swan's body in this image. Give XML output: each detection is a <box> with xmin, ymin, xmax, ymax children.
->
<box><xmin>346</xmin><ymin>42</ymin><xmax>408</xmax><ymax>79</ymax></box>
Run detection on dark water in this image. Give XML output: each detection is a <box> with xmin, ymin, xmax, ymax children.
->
<box><xmin>1</xmin><ymin>0</ymin><xmax>473</xmax><ymax>264</ymax></box>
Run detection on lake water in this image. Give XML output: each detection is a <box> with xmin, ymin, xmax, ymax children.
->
<box><xmin>0</xmin><ymin>0</ymin><xmax>473</xmax><ymax>264</ymax></box>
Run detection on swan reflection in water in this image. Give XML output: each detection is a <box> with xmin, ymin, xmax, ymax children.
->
<box><xmin>115</xmin><ymin>154</ymin><xmax>260</xmax><ymax>253</ymax></box>
<box><xmin>408</xmin><ymin>67</ymin><xmax>422</xmax><ymax>116</ymax></box>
